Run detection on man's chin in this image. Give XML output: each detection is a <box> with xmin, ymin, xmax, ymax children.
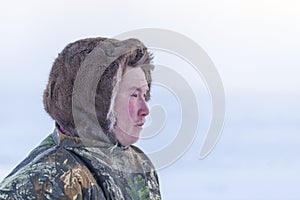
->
<box><xmin>123</xmin><ymin>134</ymin><xmax>139</xmax><ymax>146</ymax></box>
<box><xmin>115</xmin><ymin>131</ymin><xmax>139</xmax><ymax>147</ymax></box>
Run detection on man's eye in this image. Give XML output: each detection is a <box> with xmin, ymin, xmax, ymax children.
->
<box><xmin>131</xmin><ymin>94</ymin><xmax>138</xmax><ymax>97</ymax></box>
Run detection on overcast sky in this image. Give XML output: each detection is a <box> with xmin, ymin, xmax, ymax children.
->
<box><xmin>0</xmin><ymin>0</ymin><xmax>300</xmax><ymax>199</ymax></box>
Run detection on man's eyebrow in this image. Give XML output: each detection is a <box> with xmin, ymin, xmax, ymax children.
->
<box><xmin>128</xmin><ymin>87</ymin><xmax>149</xmax><ymax>92</ymax></box>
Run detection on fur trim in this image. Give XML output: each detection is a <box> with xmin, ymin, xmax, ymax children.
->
<box><xmin>107</xmin><ymin>65</ymin><xmax>123</xmax><ymax>132</ymax></box>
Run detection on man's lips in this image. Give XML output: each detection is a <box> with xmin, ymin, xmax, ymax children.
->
<box><xmin>135</xmin><ymin>120</ymin><xmax>145</xmax><ymax>127</ymax></box>
<box><xmin>135</xmin><ymin>123</ymin><xmax>144</xmax><ymax>127</ymax></box>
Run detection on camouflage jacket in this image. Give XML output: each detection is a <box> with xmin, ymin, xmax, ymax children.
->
<box><xmin>0</xmin><ymin>129</ymin><xmax>161</xmax><ymax>199</ymax></box>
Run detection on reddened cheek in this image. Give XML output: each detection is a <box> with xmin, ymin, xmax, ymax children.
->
<box><xmin>128</xmin><ymin>100</ymin><xmax>136</xmax><ymax>119</ymax></box>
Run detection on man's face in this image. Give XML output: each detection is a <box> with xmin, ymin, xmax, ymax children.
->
<box><xmin>114</xmin><ymin>66</ymin><xmax>150</xmax><ymax>146</ymax></box>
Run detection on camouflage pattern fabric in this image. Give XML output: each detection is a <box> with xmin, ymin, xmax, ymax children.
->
<box><xmin>0</xmin><ymin>128</ymin><xmax>161</xmax><ymax>199</ymax></box>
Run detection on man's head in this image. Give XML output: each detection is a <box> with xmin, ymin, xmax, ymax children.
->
<box><xmin>43</xmin><ymin>37</ymin><xmax>153</xmax><ymax>145</ymax></box>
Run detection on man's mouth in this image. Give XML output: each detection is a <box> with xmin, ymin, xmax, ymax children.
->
<box><xmin>135</xmin><ymin>120</ymin><xmax>145</xmax><ymax>127</ymax></box>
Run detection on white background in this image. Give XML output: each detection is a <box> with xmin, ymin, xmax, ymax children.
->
<box><xmin>1</xmin><ymin>0</ymin><xmax>300</xmax><ymax>199</ymax></box>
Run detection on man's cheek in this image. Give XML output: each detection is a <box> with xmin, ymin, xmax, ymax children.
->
<box><xmin>128</xmin><ymin>100</ymin><xmax>136</xmax><ymax>119</ymax></box>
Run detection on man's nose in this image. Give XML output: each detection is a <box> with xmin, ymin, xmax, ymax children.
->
<box><xmin>138</xmin><ymin>98</ymin><xmax>149</xmax><ymax>117</ymax></box>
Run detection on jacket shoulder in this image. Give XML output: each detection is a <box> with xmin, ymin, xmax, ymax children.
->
<box><xmin>0</xmin><ymin>140</ymin><xmax>105</xmax><ymax>199</ymax></box>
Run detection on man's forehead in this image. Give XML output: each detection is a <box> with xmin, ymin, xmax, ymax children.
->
<box><xmin>122</xmin><ymin>67</ymin><xmax>148</xmax><ymax>87</ymax></box>
<box><xmin>123</xmin><ymin>66</ymin><xmax>144</xmax><ymax>76</ymax></box>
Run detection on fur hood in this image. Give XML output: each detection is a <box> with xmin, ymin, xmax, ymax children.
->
<box><xmin>43</xmin><ymin>37</ymin><xmax>153</xmax><ymax>145</ymax></box>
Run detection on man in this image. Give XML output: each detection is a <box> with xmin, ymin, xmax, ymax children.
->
<box><xmin>0</xmin><ymin>37</ymin><xmax>161</xmax><ymax>199</ymax></box>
